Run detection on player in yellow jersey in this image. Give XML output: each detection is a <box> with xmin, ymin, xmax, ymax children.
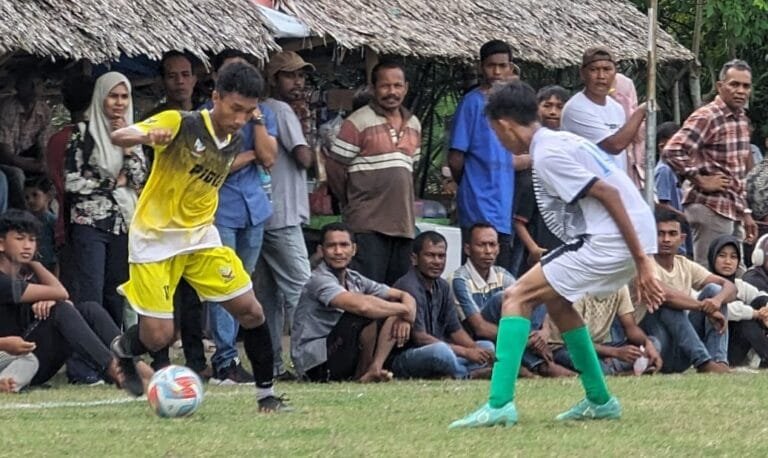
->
<box><xmin>108</xmin><ymin>61</ymin><xmax>289</xmax><ymax>410</ymax></box>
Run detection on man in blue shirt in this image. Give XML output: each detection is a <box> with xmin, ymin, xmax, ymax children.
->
<box><xmin>448</xmin><ymin>40</ymin><xmax>518</xmax><ymax>269</ymax></box>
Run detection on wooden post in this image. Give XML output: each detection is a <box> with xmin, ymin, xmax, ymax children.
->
<box><xmin>673</xmin><ymin>79</ymin><xmax>681</xmax><ymax>125</ymax></box>
<box><xmin>365</xmin><ymin>46</ymin><xmax>379</xmax><ymax>85</ymax></box>
<box><xmin>644</xmin><ymin>0</ymin><xmax>659</xmax><ymax>205</ymax></box>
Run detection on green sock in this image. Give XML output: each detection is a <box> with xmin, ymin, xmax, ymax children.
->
<box><xmin>561</xmin><ymin>326</ymin><xmax>611</xmax><ymax>405</ymax></box>
<box><xmin>488</xmin><ymin>316</ymin><xmax>530</xmax><ymax>408</ymax></box>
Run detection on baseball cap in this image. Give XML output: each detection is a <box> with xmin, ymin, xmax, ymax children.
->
<box><xmin>581</xmin><ymin>46</ymin><xmax>615</xmax><ymax>68</ymax></box>
<box><xmin>266</xmin><ymin>51</ymin><xmax>315</xmax><ymax>81</ymax></box>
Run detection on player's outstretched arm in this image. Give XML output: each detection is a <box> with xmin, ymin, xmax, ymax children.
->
<box><xmin>111</xmin><ymin>127</ymin><xmax>174</xmax><ymax>149</ymax></box>
<box><xmin>586</xmin><ymin>180</ymin><xmax>665</xmax><ymax>309</ymax></box>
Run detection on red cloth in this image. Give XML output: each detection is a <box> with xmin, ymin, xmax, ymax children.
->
<box><xmin>46</xmin><ymin>125</ymin><xmax>73</xmax><ymax>248</ymax></box>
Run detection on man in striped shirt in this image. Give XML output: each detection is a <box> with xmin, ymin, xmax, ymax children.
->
<box><xmin>662</xmin><ymin>59</ymin><xmax>757</xmax><ymax>266</ymax></box>
<box><xmin>329</xmin><ymin>60</ymin><xmax>421</xmax><ymax>285</ymax></box>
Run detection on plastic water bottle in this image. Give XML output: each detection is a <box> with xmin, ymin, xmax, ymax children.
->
<box><xmin>258</xmin><ymin>166</ymin><xmax>272</xmax><ymax>203</ymax></box>
<box><xmin>633</xmin><ymin>345</ymin><xmax>649</xmax><ymax>376</ymax></box>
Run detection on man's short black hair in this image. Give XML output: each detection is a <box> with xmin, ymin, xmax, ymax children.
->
<box><xmin>656</xmin><ymin>122</ymin><xmax>680</xmax><ymax>145</ymax></box>
<box><xmin>371</xmin><ymin>60</ymin><xmax>406</xmax><ymax>86</ymax></box>
<box><xmin>655</xmin><ymin>208</ymin><xmax>685</xmax><ymax>227</ymax></box>
<box><xmin>61</xmin><ymin>73</ymin><xmax>94</xmax><ymax>114</ymax></box>
<box><xmin>215</xmin><ymin>61</ymin><xmax>264</xmax><ymax>99</ymax></box>
<box><xmin>536</xmin><ymin>85</ymin><xmax>569</xmax><ymax>104</ymax></box>
<box><xmin>321</xmin><ymin>222</ymin><xmax>355</xmax><ymax>244</ymax></box>
<box><xmin>213</xmin><ymin>49</ymin><xmax>250</xmax><ymax>72</ymax></box>
<box><xmin>413</xmin><ymin>231</ymin><xmax>447</xmax><ymax>255</ymax></box>
<box><xmin>480</xmin><ymin>40</ymin><xmax>513</xmax><ymax>63</ymax></box>
<box><xmin>467</xmin><ymin>222</ymin><xmax>497</xmax><ymax>243</ymax></box>
<box><xmin>0</xmin><ymin>209</ymin><xmax>41</xmax><ymax>238</ymax></box>
<box><xmin>160</xmin><ymin>51</ymin><xmax>196</xmax><ymax>77</ymax></box>
<box><xmin>25</xmin><ymin>176</ymin><xmax>53</xmax><ymax>194</ymax></box>
<box><xmin>485</xmin><ymin>80</ymin><xmax>539</xmax><ymax>126</ymax></box>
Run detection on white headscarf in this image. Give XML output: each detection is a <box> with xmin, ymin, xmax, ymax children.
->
<box><xmin>85</xmin><ymin>72</ymin><xmax>139</xmax><ymax>223</ymax></box>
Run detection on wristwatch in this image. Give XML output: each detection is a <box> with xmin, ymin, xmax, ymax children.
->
<box><xmin>744</xmin><ymin>208</ymin><xmax>753</xmax><ymax>215</ymax></box>
<box><xmin>253</xmin><ymin>111</ymin><xmax>265</xmax><ymax>125</ymax></box>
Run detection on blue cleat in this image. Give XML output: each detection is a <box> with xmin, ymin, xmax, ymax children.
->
<box><xmin>448</xmin><ymin>402</ymin><xmax>518</xmax><ymax>429</ymax></box>
<box><xmin>555</xmin><ymin>396</ymin><xmax>622</xmax><ymax>421</ymax></box>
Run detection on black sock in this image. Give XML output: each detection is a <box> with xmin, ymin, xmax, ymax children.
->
<box><xmin>121</xmin><ymin>325</ymin><xmax>149</xmax><ymax>357</ymax></box>
<box><xmin>242</xmin><ymin>323</ymin><xmax>275</xmax><ymax>389</ymax></box>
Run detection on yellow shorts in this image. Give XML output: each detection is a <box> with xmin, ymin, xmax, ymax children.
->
<box><xmin>118</xmin><ymin>246</ymin><xmax>252</xmax><ymax>319</ymax></box>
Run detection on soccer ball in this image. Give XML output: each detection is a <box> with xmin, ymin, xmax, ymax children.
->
<box><xmin>147</xmin><ymin>365</ymin><xmax>204</xmax><ymax>418</ymax></box>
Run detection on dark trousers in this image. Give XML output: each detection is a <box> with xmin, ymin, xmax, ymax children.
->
<box><xmin>69</xmin><ymin>224</ymin><xmax>129</xmax><ymax>326</ymax></box>
<box><xmin>305</xmin><ymin>313</ymin><xmax>373</xmax><ymax>382</ymax></box>
<box><xmin>728</xmin><ymin>320</ymin><xmax>768</xmax><ymax>366</ymax></box>
<box><xmin>352</xmin><ymin>232</ymin><xmax>413</xmax><ymax>285</ymax></box>
<box><xmin>461</xmin><ymin>227</ymin><xmax>512</xmax><ymax>271</ymax></box>
<box><xmin>149</xmin><ymin>279</ymin><xmax>207</xmax><ymax>372</ymax></box>
<box><xmin>27</xmin><ymin>301</ymin><xmax>120</xmax><ymax>385</ymax></box>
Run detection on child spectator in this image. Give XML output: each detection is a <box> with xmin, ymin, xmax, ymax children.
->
<box><xmin>511</xmin><ymin>85</ymin><xmax>568</xmax><ymax>276</ymax></box>
<box><xmin>24</xmin><ymin>177</ymin><xmax>57</xmax><ymax>274</ymax></box>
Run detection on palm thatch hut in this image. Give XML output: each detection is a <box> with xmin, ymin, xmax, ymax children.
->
<box><xmin>0</xmin><ymin>0</ymin><xmax>279</xmax><ymax>64</ymax></box>
<box><xmin>278</xmin><ymin>0</ymin><xmax>693</xmax><ymax>66</ymax></box>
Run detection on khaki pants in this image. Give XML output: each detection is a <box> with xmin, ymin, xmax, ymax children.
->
<box><xmin>684</xmin><ymin>203</ymin><xmax>745</xmax><ymax>271</ymax></box>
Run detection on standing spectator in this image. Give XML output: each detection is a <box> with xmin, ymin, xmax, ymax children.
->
<box><xmin>146</xmin><ymin>51</ymin><xmax>198</xmax><ymax>115</ymax></box>
<box><xmin>447</xmin><ymin>40</ymin><xmax>516</xmax><ymax>268</ymax></box>
<box><xmin>561</xmin><ymin>46</ymin><xmax>646</xmax><ymax>174</ymax></box>
<box><xmin>662</xmin><ymin>59</ymin><xmax>757</xmax><ymax>265</ymax></box>
<box><xmin>257</xmin><ymin>51</ymin><xmax>315</xmax><ymax>379</ymax></box>
<box><xmin>23</xmin><ymin>177</ymin><xmax>56</xmax><ymax>274</ymax></box>
<box><xmin>390</xmin><ymin>231</ymin><xmax>495</xmax><ymax>379</ymax></box>
<box><xmin>654</xmin><ymin>122</ymin><xmax>693</xmax><ymax>256</ymax></box>
<box><xmin>203</xmin><ymin>51</ymin><xmax>279</xmax><ymax>387</ymax></box>
<box><xmin>511</xmin><ymin>86</ymin><xmax>568</xmax><ymax>275</ymax></box>
<box><xmin>746</xmin><ymin>148</ymin><xmax>768</xmax><ymax>240</ymax></box>
<box><xmin>611</xmin><ymin>73</ymin><xmax>646</xmax><ymax>188</ymax></box>
<box><xmin>64</xmin><ymin>72</ymin><xmax>148</xmax><ymax>326</ymax></box>
<box><xmin>0</xmin><ymin>74</ymin><xmax>51</xmax><ymax>209</ymax></box>
<box><xmin>0</xmin><ymin>171</ymin><xmax>7</xmax><ymax>214</ymax></box>
<box><xmin>329</xmin><ymin>59</ymin><xmax>421</xmax><ymax>285</ymax></box>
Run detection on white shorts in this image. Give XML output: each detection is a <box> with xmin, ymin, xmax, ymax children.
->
<box><xmin>541</xmin><ymin>235</ymin><xmax>638</xmax><ymax>303</ymax></box>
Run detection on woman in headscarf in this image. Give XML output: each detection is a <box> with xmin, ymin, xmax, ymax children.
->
<box><xmin>707</xmin><ymin>235</ymin><xmax>768</xmax><ymax>367</ymax></box>
<box><xmin>65</xmin><ymin>72</ymin><xmax>147</xmax><ymax>327</ymax></box>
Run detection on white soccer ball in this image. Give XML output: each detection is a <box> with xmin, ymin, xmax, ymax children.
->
<box><xmin>147</xmin><ymin>365</ymin><xmax>204</xmax><ymax>418</ymax></box>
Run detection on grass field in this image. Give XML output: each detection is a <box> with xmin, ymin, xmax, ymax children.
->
<box><xmin>1</xmin><ymin>372</ymin><xmax>767</xmax><ymax>457</ymax></box>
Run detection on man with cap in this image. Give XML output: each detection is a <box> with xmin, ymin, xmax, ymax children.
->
<box><xmin>254</xmin><ymin>51</ymin><xmax>314</xmax><ymax>379</ymax></box>
<box><xmin>561</xmin><ymin>46</ymin><xmax>647</xmax><ymax>174</ymax></box>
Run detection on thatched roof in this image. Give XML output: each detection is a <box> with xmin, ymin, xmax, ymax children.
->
<box><xmin>0</xmin><ymin>0</ymin><xmax>279</xmax><ymax>64</ymax></box>
<box><xmin>279</xmin><ymin>0</ymin><xmax>693</xmax><ymax>67</ymax></box>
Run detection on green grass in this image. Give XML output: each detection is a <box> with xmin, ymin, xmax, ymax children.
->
<box><xmin>1</xmin><ymin>373</ymin><xmax>767</xmax><ymax>457</ymax></box>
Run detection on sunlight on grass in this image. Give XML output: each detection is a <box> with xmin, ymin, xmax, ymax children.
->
<box><xmin>2</xmin><ymin>374</ymin><xmax>768</xmax><ymax>456</ymax></box>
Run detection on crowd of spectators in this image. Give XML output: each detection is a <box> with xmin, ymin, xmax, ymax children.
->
<box><xmin>0</xmin><ymin>38</ymin><xmax>766</xmax><ymax>394</ymax></box>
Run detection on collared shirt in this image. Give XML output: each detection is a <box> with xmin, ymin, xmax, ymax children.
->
<box><xmin>449</xmin><ymin>261</ymin><xmax>515</xmax><ymax>321</ymax></box>
<box><xmin>546</xmin><ymin>286</ymin><xmax>634</xmax><ymax>346</ymax></box>
<box><xmin>394</xmin><ymin>268</ymin><xmax>461</xmax><ymax>342</ymax></box>
<box><xmin>291</xmin><ymin>261</ymin><xmax>390</xmax><ymax>375</ymax></box>
<box><xmin>331</xmin><ymin>102</ymin><xmax>421</xmax><ymax>238</ymax></box>
<box><xmin>197</xmin><ymin>101</ymin><xmax>278</xmax><ymax>229</ymax></box>
<box><xmin>662</xmin><ymin>96</ymin><xmax>751</xmax><ymax>221</ymax></box>
<box><xmin>450</xmin><ymin>87</ymin><xmax>514</xmax><ymax>234</ymax></box>
<box><xmin>0</xmin><ymin>97</ymin><xmax>51</xmax><ymax>155</ymax></box>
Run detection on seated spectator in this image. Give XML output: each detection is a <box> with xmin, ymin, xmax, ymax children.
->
<box><xmin>0</xmin><ymin>74</ymin><xmax>50</xmax><ymax>209</ymax></box>
<box><xmin>389</xmin><ymin>231</ymin><xmax>495</xmax><ymax>379</ymax></box>
<box><xmin>0</xmin><ymin>337</ymin><xmax>38</xmax><ymax>393</ymax></box>
<box><xmin>546</xmin><ymin>286</ymin><xmax>662</xmax><ymax>375</ymax></box>
<box><xmin>451</xmin><ymin>222</ymin><xmax>572</xmax><ymax>377</ymax></box>
<box><xmin>0</xmin><ymin>209</ymin><xmax>143</xmax><ymax>390</ymax></box>
<box><xmin>23</xmin><ymin>177</ymin><xmax>56</xmax><ymax>274</ymax></box>
<box><xmin>635</xmin><ymin>210</ymin><xmax>736</xmax><ymax>374</ymax></box>
<box><xmin>708</xmin><ymin>235</ymin><xmax>768</xmax><ymax>366</ymax></box>
<box><xmin>291</xmin><ymin>222</ymin><xmax>416</xmax><ymax>382</ymax></box>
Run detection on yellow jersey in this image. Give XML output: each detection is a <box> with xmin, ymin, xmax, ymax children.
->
<box><xmin>127</xmin><ymin>110</ymin><xmax>242</xmax><ymax>263</ymax></box>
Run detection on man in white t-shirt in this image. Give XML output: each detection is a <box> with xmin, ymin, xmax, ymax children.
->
<box><xmin>450</xmin><ymin>80</ymin><xmax>664</xmax><ymax>428</ymax></box>
<box><xmin>561</xmin><ymin>46</ymin><xmax>646</xmax><ymax>174</ymax></box>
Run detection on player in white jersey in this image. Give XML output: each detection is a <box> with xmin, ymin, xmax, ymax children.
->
<box><xmin>450</xmin><ymin>81</ymin><xmax>664</xmax><ymax>428</ymax></box>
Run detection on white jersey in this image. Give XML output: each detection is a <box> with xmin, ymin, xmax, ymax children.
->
<box><xmin>561</xmin><ymin>91</ymin><xmax>628</xmax><ymax>172</ymax></box>
<box><xmin>530</xmin><ymin>127</ymin><xmax>656</xmax><ymax>254</ymax></box>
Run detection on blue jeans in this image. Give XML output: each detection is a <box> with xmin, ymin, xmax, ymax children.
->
<box><xmin>390</xmin><ymin>340</ymin><xmax>495</xmax><ymax>379</ymax></box>
<box><xmin>253</xmin><ymin>225</ymin><xmax>311</xmax><ymax>375</ymax></box>
<box><xmin>479</xmin><ymin>294</ymin><xmax>547</xmax><ymax>370</ymax></box>
<box><xmin>208</xmin><ymin>223</ymin><xmax>264</xmax><ymax>372</ymax></box>
<box><xmin>640</xmin><ymin>283</ymin><xmax>728</xmax><ymax>373</ymax></box>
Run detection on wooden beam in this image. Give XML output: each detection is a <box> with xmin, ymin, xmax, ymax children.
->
<box><xmin>365</xmin><ymin>46</ymin><xmax>379</xmax><ymax>85</ymax></box>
